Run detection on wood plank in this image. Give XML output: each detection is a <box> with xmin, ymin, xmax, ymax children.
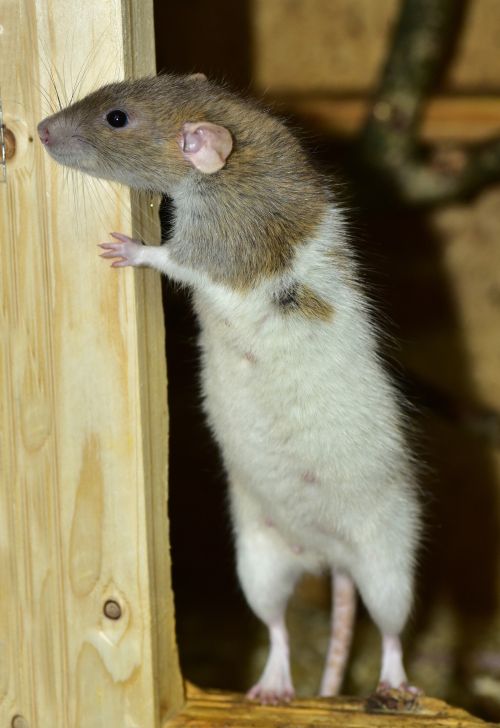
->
<box><xmin>0</xmin><ymin>0</ymin><xmax>183</xmax><ymax>726</ymax></box>
<box><xmin>164</xmin><ymin>684</ymin><xmax>495</xmax><ymax>728</ymax></box>
<box><xmin>251</xmin><ymin>0</ymin><xmax>500</xmax><ymax>95</ymax></box>
<box><xmin>269</xmin><ymin>95</ymin><xmax>500</xmax><ymax>142</ymax></box>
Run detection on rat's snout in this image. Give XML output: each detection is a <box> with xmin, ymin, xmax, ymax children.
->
<box><xmin>37</xmin><ymin>120</ymin><xmax>51</xmax><ymax>146</ymax></box>
<box><xmin>37</xmin><ymin>112</ymin><xmax>98</xmax><ymax>171</ymax></box>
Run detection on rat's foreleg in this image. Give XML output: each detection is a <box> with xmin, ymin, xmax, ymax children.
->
<box><xmin>98</xmin><ymin>232</ymin><xmax>200</xmax><ymax>285</ymax></box>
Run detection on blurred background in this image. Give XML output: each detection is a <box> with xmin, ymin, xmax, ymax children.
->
<box><xmin>154</xmin><ymin>0</ymin><xmax>500</xmax><ymax>720</ymax></box>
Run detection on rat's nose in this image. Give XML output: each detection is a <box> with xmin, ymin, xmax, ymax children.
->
<box><xmin>37</xmin><ymin>120</ymin><xmax>50</xmax><ymax>145</ymax></box>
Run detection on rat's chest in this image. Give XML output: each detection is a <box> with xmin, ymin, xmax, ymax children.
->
<box><xmin>191</xmin><ymin>282</ymin><xmax>371</xmax><ymax>443</ymax></box>
<box><xmin>195</xmin><ymin>290</ymin><xmax>309</xmax><ymax>424</ymax></box>
<box><xmin>195</xmin><ymin>289</ymin><xmax>314</xmax><ymax>406</ymax></box>
<box><xmin>197</xmin><ymin>299</ymin><xmax>301</xmax><ymax>424</ymax></box>
<box><xmin>191</xmin><ymin>287</ymin><xmax>407</xmax><ymax>542</ymax></box>
<box><xmin>192</xmin><ymin>289</ymin><xmax>346</xmax><ymax>482</ymax></box>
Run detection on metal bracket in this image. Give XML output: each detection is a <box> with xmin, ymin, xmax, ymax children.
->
<box><xmin>0</xmin><ymin>97</ymin><xmax>6</xmax><ymax>183</ymax></box>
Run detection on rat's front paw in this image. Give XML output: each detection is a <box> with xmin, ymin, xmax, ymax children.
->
<box><xmin>98</xmin><ymin>232</ymin><xmax>144</xmax><ymax>267</ymax></box>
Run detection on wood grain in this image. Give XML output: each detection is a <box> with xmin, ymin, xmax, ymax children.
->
<box><xmin>0</xmin><ymin>0</ymin><xmax>183</xmax><ymax>726</ymax></box>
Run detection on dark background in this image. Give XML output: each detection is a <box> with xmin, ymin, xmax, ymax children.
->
<box><xmin>153</xmin><ymin>1</ymin><xmax>500</xmax><ymax>718</ymax></box>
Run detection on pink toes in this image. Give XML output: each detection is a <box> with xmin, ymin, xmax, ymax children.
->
<box><xmin>98</xmin><ymin>243</ymin><xmax>128</xmax><ymax>267</ymax></box>
<box><xmin>109</xmin><ymin>232</ymin><xmax>134</xmax><ymax>243</ymax></box>
<box><xmin>246</xmin><ymin>684</ymin><xmax>295</xmax><ymax>705</ymax></box>
<box><xmin>97</xmin><ymin>233</ymin><xmax>143</xmax><ymax>268</ymax></box>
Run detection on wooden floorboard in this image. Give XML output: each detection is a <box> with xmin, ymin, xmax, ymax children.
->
<box><xmin>164</xmin><ymin>683</ymin><xmax>495</xmax><ymax>728</ymax></box>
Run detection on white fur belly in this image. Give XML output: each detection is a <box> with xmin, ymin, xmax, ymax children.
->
<box><xmin>195</xmin><ymin>289</ymin><xmax>414</xmax><ymax>555</ymax></box>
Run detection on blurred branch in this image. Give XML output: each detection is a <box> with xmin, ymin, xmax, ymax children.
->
<box><xmin>409</xmin><ymin>373</ymin><xmax>500</xmax><ymax>448</ymax></box>
<box><xmin>359</xmin><ymin>0</ymin><xmax>500</xmax><ymax>205</ymax></box>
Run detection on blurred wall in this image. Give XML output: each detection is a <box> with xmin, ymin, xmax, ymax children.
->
<box><xmin>155</xmin><ymin>1</ymin><xmax>500</xmax><ymax>719</ymax></box>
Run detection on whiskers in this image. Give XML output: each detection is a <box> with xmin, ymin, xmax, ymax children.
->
<box><xmin>57</xmin><ymin>166</ymin><xmax>161</xmax><ymax>248</ymax></box>
<box><xmin>36</xmin><ymin>30</ymin><xmax>160</xmax><ymax>248</ymax></box>
<box><xmin>36</xmin><ymin>22</ymin><xmax>122</xmax><ymax>116</ymax></box>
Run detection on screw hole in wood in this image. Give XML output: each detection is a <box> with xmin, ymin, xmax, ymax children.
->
<box><xmin>12</xmin><ymin>715</ymin><xmax>29</xmax><ymax>728</ymax></box>
<box><xmin>103</xmin><ymin>599</ymin><xmax>122</xmax><ymax>620</ymax></box>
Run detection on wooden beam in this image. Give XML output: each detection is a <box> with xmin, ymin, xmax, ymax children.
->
<box><xmin>164</xmin><ymin>684</ymin><xmax>495</xmax><ymax>728</ymax></box>
<box><xmin>268</xmin><ymin>95</ymin><xmax>500</xmax><ymax>142</ymax></box>
<box><xmin>0</xmin><ymin>0</ymin><xmax>183</xmax><ymax>726</ymax></box>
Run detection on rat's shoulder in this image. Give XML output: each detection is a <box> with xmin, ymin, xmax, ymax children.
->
<box><xmin>192</xmin><ymin>203</ymin><xmax>364</xmax><ymax>326</ymax></box>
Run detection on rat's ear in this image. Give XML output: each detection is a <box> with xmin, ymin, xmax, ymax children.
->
<box><xmin>188</xmin><ymin>72</ymin><xmax>207</xmax><ymax>82</ymax></box>
<box><xmin>180</xmin><ymin>121</ymin><xmax>233</xmax><ymax>174</ymax></box>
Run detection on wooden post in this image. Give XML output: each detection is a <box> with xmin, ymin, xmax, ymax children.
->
<box><xmin>0</xmin><ymin>1</ymin><xmax>183</xmax><ymax>726</ymax></box>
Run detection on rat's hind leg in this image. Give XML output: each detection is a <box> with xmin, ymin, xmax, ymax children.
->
<box><xmin>350</xmin><ymin>534</ymin><xmax>421</xmax><ymax>710</ymax></box>
<box><xmin>319</xmin><ymin>570</ymin><xmax>357</xmax><ymax>697</ymax></box>
<box><xmin>231</xmin><ymin>491</ymin><xmax>304</xmax><ymax>704</ymax></box>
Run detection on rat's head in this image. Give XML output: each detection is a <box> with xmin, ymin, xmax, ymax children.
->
<box><xmin>37</xmin><ymin>74</ymin><xmax>234</xmax><ymax>192</ymax></box>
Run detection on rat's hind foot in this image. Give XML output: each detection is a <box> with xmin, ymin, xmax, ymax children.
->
<box><xmin>364</xmin><ymin>633</ymin><xmax>421</xmax><ymax>712</ymax></box>
<box><xmin>98</xmin><ymin>232</ymin><xmax>144</xmax><ymax>267</ymax></box>
<box><xmin>246</xmin><ymin>681</ymin><xmax>295</xmax><ymax>706</ymax></box>
<box><xmin>245</xmin><ymin>620</ymin><xmax>295</xmax><ymax>706</ymax></box>
<box><xmin>364</xmin><ymin>682</ymin><xmax>422</xmax><ymax>713</ymax></box>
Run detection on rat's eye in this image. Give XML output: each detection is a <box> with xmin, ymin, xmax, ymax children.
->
<box><xmin>106</xmin><ymin>110</ymin><xmax>129</xmax><ymax>128</ymax></box>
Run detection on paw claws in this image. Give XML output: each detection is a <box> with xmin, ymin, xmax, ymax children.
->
<box><xmin>110</xmin><ymin>232</ymin><xmax>134</xmax><ymax>242</ymax></box>
<box><xmin>97</xmin><ymin>235</ymin><xmax>141</xmax><ymax>268</ymax></box>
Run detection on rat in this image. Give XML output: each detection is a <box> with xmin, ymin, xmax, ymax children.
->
<box><xmin>38</xmin><ymin>73</ymin><xmax>421</xmax><ymax>708</ymax></box>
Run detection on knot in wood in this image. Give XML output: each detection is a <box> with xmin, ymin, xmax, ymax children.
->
<box><xmin>2</xmin><ymin>125</ymin><xmax>16</xmax><ymax>160</ymax></box>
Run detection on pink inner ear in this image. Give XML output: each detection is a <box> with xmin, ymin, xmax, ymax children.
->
<box><xmin>183</xmin><ymin>129</ymin><xmax>205</xmax><ymax>154</ymax></box>
<box><xmin>180</xmin><ymin>122</ymin><xmax>233</xmax><ymax>174</ymax></box>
